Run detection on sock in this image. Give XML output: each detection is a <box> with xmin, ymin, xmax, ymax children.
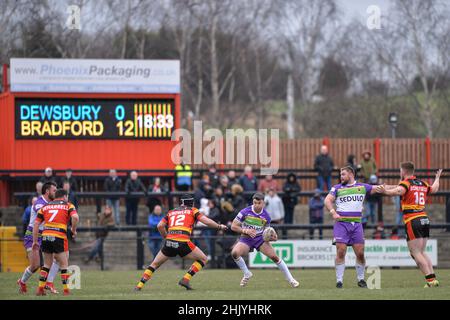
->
<box><xmin>336</xmin><ymin>263</ymin><xmax>345</xmax><ymax>283</ymax></box>
<box><xmin>234</xmin><ymin>257</ymin><xmax>251</xmax><ymax>276</ymax></box>
<box><xmin>355</xmin><ymin>262</ymin><xmax>365</xmax><ymax>281</ymax></box>
<box><xmin>60</xmin><ymin>269</ymin><xmax>70</xmax><ymax>292</ymax></box>
<box><xmin>183</xmin><ymin>260</ymin><xmax>205</xmax><ymax>282</ymax></box>
<box><xmin>425</xmin><ymin>274</ymin><xmax>436</xmax><ymax>283</ymax></box>
<box><xmin>47</xmin><ymin>261</ymin><xmax>60</xmax><ymax>284</ymax></box>
<box><xmin>276</xmin><ymin>259</ymin><xmax>295</xmax><ymax>282</ymax></box>
<box><xmin>38</xmin><ymin>267</ymin><xmax>50</xmax><ymax>289</ymax></box>
<box><xmin>21</xmin><ymin>267</ymin><xmax>34</xmax><ymax>283</ymax></box>
<box><xmin>136</xmin><ymin>266</ymin><xmax>155</xmax><ymax>288</ymax></box>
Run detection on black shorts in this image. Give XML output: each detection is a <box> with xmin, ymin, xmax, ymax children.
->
<box><xmin>161</xmin><ymin>240</ymin><xmax>196</xmax><ymax>258</ymax></box>
<box><xmin>405</xmin><ymin>217</ymin><xmax>430</xmax><ymax>241</ymax></box>
<box><xmin>41</xmin><ymin>236</ymin><xmax>67</xmax><ymax>254</ymax></box>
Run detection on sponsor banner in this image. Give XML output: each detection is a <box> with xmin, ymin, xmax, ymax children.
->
<box><xmin>10</xmin><ymin>58</ymin><xmax>180</xmax><ymax>93</ymax></box>
<box><xmin>249</xmin><ymin>240</ymin><xmax>438</xmax><ymax>267</ymax></box>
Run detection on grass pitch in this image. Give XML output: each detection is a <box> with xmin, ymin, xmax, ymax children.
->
<box><xmin>1</xmin><ymin>269</ymin><xmax>449</xmax><ymax>300</ymax></box>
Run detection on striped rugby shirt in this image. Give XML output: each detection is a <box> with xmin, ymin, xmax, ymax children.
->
<box><xmin>329</xmin><ymin>182</ymin><xmax>373</xmax><ymax>223</ymax></box>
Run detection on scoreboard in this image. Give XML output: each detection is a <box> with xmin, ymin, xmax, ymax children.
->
<box><xmin>15</xmin><ymin>98</ymin><xmax>175</xmax><ymax>139</ymax></box>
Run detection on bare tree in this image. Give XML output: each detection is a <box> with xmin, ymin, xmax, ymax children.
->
<box><xmin>368</xmin><ymin>0</ymin><xmax>450</xmax><ymax>138</ymax></box>
<box><xmin>274</xmin><ymin>0</ymin><xmax>339</xmax><ymax>138</ymax></box>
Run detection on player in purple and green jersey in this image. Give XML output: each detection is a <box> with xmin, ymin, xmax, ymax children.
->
<box><xmin>231</xmin><ymin>193</ymin><xmax>299</xmax><ymax>288</ymax></box>
<box><xmin>324</xmin><ymin>166</ymin><xmax>383</xmax><ymax>289</ymax></box>
<box><xmin>17</xmin><ymin>182</ymin><xmax>61</xmax><ymax>294</ymax></box>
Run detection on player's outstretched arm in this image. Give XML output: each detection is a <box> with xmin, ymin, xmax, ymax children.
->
<box><xmin>198</xmin><ymin>215</ymin><xmax>227</xmax><ymax>231</ymax></box>
<box><xmin>324</xmin><ymin>194</ymin><xmax>340</xmax><ymax>220</ymax></box>
<box><xmin>157</xmin><ymin>219</ymin><xmax>168</xmax><ymax>238</ymax></box>
<box><xmin>379</xmin><ymin>185</ymin><xmax>406</xmax><ymax>197</ymax></box>
<box><xmin>430</xmin><ymin>169</ymin><xmax>443</xmax><ymax>194</ymax></box>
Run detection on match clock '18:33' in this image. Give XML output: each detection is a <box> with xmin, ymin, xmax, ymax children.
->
<box><xmin>115</xmin><ymin>102</ymin><xmax>174</xmax><ymax>138</ymax></box>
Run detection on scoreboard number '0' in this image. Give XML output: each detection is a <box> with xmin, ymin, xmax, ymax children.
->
<box><xmin>15</xmin><ymin>98</ymin><xmax>176</xmax><ymax>140</ymax></box>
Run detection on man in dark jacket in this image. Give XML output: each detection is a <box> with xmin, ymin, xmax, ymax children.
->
<box><xmin>125</xmin><ymin>171</ymin><xmax>147</xmax><ymax>225</ymax></box>
<box><xmin>60</xmin><ymin>169</ymin><xmax>79</xmax><ymax>192</ymax></box>
<box><xmin>104</xmin><ymin>169</ymin><xmax>122</xmax><ymax>226</ymax></box>
<box><xmin>238</xmin><ymin>165</ymin><xmax>258</xmax><ymax>203</ymax></box>
<box><xmin>282</xmin><ymin>173</ymin><xmax>301</xmax><ymax>225</ymax></box>
<box><xmin>309</xmin><ymin>189</ymin><xmax>324</xmax><ymax>239</ymax></box>
<box><xmin>39</xmin><ymin>167</ymin><xmax>58</xmax><ymax>185</ymax></box>
<box><xmin>314</xmin><ymin>145</ymin><xmax>334</xmax><ymax>191</ymax></box>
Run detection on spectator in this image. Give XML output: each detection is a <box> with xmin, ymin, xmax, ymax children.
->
<box><xmin>207</xmin><ymin>199</ymin><xmax>221</xmax><ymax>260</ymax></box>
<box><xmin>239</xmin><ymin>165</ymin><xmax>258</xmax><ymax>203</ymax></box>
<box><xmin>63</xmin><ymin>181</ymin><xmax>78</xmax><ymax>209</ymax></box>
<box><xmin>147</xmin><ymin>205</ymin><xmax>164</xmax><ymax>259</ymax></box>
<box><xmin>314</xmin><ymin>145</ymin><xmax>334</xmax><ymax>191</ymax></box>
<box><xmin>212</xmin><ymin>186</ymin><xmax>224</xmax><ymax>205</ymax></box>
<box><xmin>175</xmin><ymin>161</ymin><xmax>192</xmax><ymax>191</ymax></box>
<box><xmin>308</xmin><ymin>189</ymin><xmax>324</xmax><ymax>239</ymax></box>
<box><xmin>230</xmin><ymin>184</ymin><xmax>247</xmax><ymax>215</ymax></box>
<box><xmin>393</xmin><ymin>196</ymin><xmax>404</xmax><ymax>237</ymax></box>
<box><xmin>147</xmin><ymin>177</ymin><xmax>166</xmax><ymax>213</ymax></box>
<box><xmin>390</xmin><ymin>227</ymin><xmax>400</xmax><ymax>240</ymax></box>
<box><xmin>194</xmin><ymin>175</ymin><xmax>212</xmax><ymax>208</ymax></box>
<box><xmin>104</xmin><ymin>169</ymin><xmax>122</xmax><ymax>226</ymax></box>
<box><xmin>219</xmin><ymin>175</ymin><xmax>230</xmax><ymax>194</ymax></box>
<box><xmin>125</xmin><ymin>171</ymin><xmax>147</xmax><ymax>225</ymax></box>
<box><xmin>226</xmin><ymin>170</ymin><xmax>239</xmax><ymax>187</ymax></box>
<box><xmin>363</xmin><ymin>174</ymin><xmax>379</xmax><ymax>225</ymax></box>
<box><xmin>22</xmin><ymin>196</ymin><xmax>38</xmax><ymax>236</ymax></box>
<box><xmin>359</xmin><ymin>151</ymin><xmax>377</xmax><ymax>183</ymax></box>
<box><xmin>208</xmin><ymin>165</ymin><xmax>220</xmax><ymax>188</ymax></box>
<box><xmin>60</xmin><ymin>168</ymin><xmax>79</xmax><ymax>192</ymax></box>
<box><xmin>282</xmin><ymin>173</ymin><xmax>301</xmax><ymax>225</ymax></box>
<box><xmin>258</xmin><ymin>175</ymin><xmax>280</xmax><ymax>193</ymax></box>
<box><xmin>264</xmin><ymin>188</ymin><xmax>285</xmax><ymax>224</ymax></box>
<box><xmin>39</xmin><ymin>167</ymin><xmax>58</xmax><ymax>185</ymax></box>
<box><xmin>84</xmin><ymin>205</ymin><xmax>115</xmax><ymax>264</ymax></box>
<box><xmin>35</xmin><ymin>181</ymin><xmax>43</xmax><ymax>197</ymax></box>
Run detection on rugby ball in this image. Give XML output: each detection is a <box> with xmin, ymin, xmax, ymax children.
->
<box><xmin>263</xmin><ymin>227</ymin><xmax>277</xmax><ymax>242</ymax></box>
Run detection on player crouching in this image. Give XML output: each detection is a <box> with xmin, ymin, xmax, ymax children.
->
<box><xmin>32</xmin><ymin>189</ymin><xmax>79</xmax><ymax>296</ymax></box>
<box><xmin>135</xmin><ymin>194</ymin><xmax>228</xmax><ymax>291</ymax></box>
<box><xmin>231</xmin><ymin>193</ymin><xmax>299</xmax><ymax>288</ymax></box>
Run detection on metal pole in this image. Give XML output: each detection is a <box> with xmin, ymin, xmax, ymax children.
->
<box><xmin>446</xmin><ymin>195</ymin><xmax>450</xmax><ymax>232</ymax></box>
<box><xmin>136</xmin><ymin>230</ymin><xmax>144</xmax><ymax>270</ymax></box>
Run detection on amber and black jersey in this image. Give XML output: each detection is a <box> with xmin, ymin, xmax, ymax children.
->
<box><xmin>162</xmin><ymin>206</ymin><xmax>204</xmax><ymax>242</ymax></box>
<box><xmin>399</xmin><ymin>176</ymin><xmax>431</xmax><ymax>224</ymax></box>
<box><xmin>36</xmin><ymin>200</ymin><xmax>77</xmax><ymax>240</ymax></box>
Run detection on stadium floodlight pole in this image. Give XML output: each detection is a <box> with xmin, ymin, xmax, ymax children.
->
<box><xmin>388</xmin><ymin>112</ymin><xmax>398</xmax><ymax>139</ymax></box>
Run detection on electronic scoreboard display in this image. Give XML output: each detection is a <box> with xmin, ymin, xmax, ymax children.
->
<box><xmin>15</xmin><ymin>98</ymin><xmax>175</xmax><ymax>139</ymax></box>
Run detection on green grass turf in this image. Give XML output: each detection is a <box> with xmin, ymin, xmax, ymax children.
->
<box><xmin>1</xmin><ymin>269</ymin><xmax>449</xmax><ymax>300</ymax></box>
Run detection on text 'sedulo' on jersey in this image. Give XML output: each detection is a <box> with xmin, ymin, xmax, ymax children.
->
<box><xmin>36</xmin><ymin>200</ymin><xmax>77</xmax><ymax>240</ymax></box>
<box><xmin>162</xmin><ymin>206</ymin><xmax>203</xmax><ymax>242</ymax></box>
<box><xmin>329</xmin><ymin>182</ymin><xmax>373</xmax><ymax>223</ymax></box>
<box><xmin>399</xmin><ymin>176</ymin><xmax>430</xmax><ymax>224</ymax></box>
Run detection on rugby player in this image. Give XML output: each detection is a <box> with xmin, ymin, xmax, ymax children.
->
<box><xmin>32</xmin><ymin>189</ymin><xmax>79</xmax><ymax>296</ymax></box>
<box><xmin>17</xmin><ymin>181</ymin><xmax>62</xmax><ymax>294</ymax></box>
<box><xmin>379</xmin><ymin>162</ymin><xmax>442</xmax><ymax>288</ymax></box>
<box><xmin>230</xmin><ymin>192</ymin><xmax>299</xmax><ymax>288</ymax></box>
<box><xmin>135</xmin><ymin>194</ymin><xmax>228</xmax><ymax>291</ymax></box>
<box><xmin>324</xmin><ymin>166</ymin><xmax>383</xmax><ymax>288</ymax></box>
